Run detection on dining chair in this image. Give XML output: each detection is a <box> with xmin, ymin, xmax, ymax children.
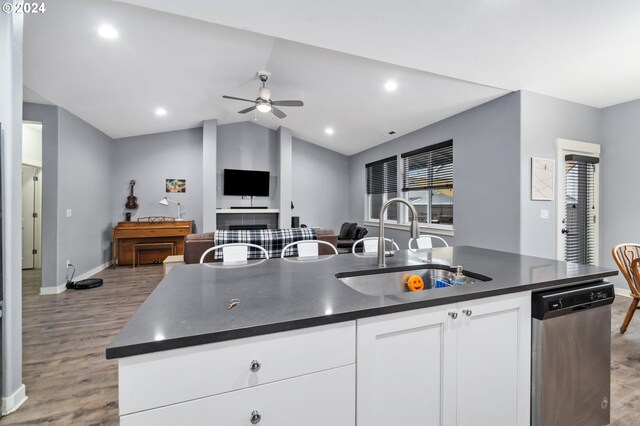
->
<box><xmin>280</xmin><ymin>240</ymin><xmax>338</xmax><ymax>258</ymax></box>
<box><xmin>199</xmin><ymin>243</ymin><xmax>269</xmax><ymax>265</ymax></box>
<box><xmin>612</xmin><ymin>243</ymin><xmax>640</xmax><ymax>333</ymax></box>
<box><xmin>352</xmin><ymin>237</ymin><xmax>399</xmax><ymax>254</ymax></box>
<box><xmin>408</xmin><ymin>235</ymin><xmax>449</xmax><ymax>250</ymax></box>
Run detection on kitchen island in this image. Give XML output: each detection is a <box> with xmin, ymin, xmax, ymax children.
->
<box><xmin>107</xmin><ymin>246</ymin><xmax>617</xmax><ymax>425</ymax></box>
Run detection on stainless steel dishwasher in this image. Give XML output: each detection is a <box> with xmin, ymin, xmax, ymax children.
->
<box><xmin>531</xmin><ymin>281</ymin><xmax>615</xmax><ymax>426</ymax></box>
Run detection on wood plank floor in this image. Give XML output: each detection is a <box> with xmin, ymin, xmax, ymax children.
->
<box><xmin>1</xmin><ymin>268</ymin><xmax>639</xmax><ymax>425</ymax></box>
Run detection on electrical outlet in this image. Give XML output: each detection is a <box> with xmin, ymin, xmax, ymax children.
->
<box><xmin>66</xmin><ymin>259</ymin><xmax>71</xmax><ymax>267</ymax></box>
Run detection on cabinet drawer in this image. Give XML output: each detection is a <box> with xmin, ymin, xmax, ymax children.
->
<box><xmin>121</xmin><ymin>364</ymin><xmax>355</xmax><ymax>426</ymax></box>
<box><xmin>119</xmin><ymin>321</ymin><xmax>356</xmax><ymax>415</ymax></box>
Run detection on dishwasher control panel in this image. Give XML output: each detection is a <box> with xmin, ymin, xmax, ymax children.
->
<box><xmin>532</xmin><ymin>281</ymin><xmax>614</xmax><ymax>320</ymax></box>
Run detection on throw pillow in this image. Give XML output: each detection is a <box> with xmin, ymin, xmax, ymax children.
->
<box><xmin>338</xmin><ymin>222</ymin><xmax>352</xmax><ymax>239</ymax></box>
<box><xmin>345</xmin><ymin>222</ymin><xmax>359</xmax><ymax>239</ymax></box>
<box><xmin>356</xmin><ymin>227</ymin><xmax>368</xmax><ymax>239</ymax></box>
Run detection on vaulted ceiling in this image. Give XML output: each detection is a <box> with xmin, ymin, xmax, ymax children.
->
<box><xmin>24</xmin><ymin>0</ymin><xmax>640</xmax><ymax>155</ymax></box>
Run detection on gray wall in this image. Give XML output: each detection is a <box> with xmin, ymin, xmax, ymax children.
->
<box><xmin>216</xmin><ymin>122</ymin><xmax>279</xmax><ymax>209</ymax></box>
<box><xmin>23</xmin><ymin>103</ymin><xmax>59</xmax><ymax>288</ymax></box>
<box><xmin>113</xmin><ymin>128</ymin><xmax>203</xmax><ymax>232</ymax></box>
<box><xmin>600</xmin><ymin>98</ymin><xmax>640</xmax><ymax>289</ymax></box>
<box><xmin>1</xmin><ymin>8</ymin><xmax>24</xmax><ymax>403</ymax></box>
<box><xmin>292</xmin><ymin>137</ymin><xmax>350</xmax><ymax>231</ymax></box>
<box><xmin>57</xmin><ymin>108</ymin><xmax>114</xmax><ymax>284</ymax></box>
<box><xmin>349</xmin><ymin>92</ymin><xmax>521</xmax><ymax>252</ymax></box>
<box><xmin>519</xmin><ymin>91</ymin><xmax>601</xmax><ymax>260</ymax></box>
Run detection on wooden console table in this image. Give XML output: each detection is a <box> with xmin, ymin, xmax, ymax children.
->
<box><xmin>112</xmin><ymin>220</ymin><xmax>193</xmax><ymax>268</ymax></box>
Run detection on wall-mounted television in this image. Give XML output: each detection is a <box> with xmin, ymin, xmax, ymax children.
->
<box><xmin>223</xmin><ymin>169</ymin><xmax>270</xmax><ymax>197</ymax></box>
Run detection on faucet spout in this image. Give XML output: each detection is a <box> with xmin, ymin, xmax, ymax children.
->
<box><xmin>378</xmin><ymin>197</ymin><xmax>420</xmax><ymax>267</ymax></box>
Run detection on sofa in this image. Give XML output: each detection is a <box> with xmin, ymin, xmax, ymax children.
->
<box><xmin>183</xmin><ymin>228</ymin><xmax>338</xmax><ymax>264</ymax></box>
<box><xmin>336</xmin><ymin>222</ymin><xmax>368</xmax><ymax>253</ymax></box>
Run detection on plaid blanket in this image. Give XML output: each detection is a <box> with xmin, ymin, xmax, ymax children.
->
<box><xmin>213</xmin><ymin>228</ymin><xmax>317</xmax><ymax>259</ymax></box>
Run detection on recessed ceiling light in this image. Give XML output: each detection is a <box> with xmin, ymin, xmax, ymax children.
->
<box><xmin>155</xmin><ymin>107</ymin><xmax>167</xmax><ymax>116</ymax></box>
<box><xmin>97</xmin><ymin>25</ymin><xmax>118</xmax><ymax>39</ymax></box>
<box><xmin>385</xmin><ymin>81</ymin><xmax>398</xmax><ymax>91</ymax></box>
<box><xmin>325</xmin><ymin>127</ymin><xmax>334</xmax><ymax>135</ymax></box>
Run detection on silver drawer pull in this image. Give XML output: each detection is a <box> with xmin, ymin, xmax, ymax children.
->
<box><xmin>448</xmin><ymin>311</ymin><xmax>458</xmax><ymax>319</ymax></box>
<box><xmin>250</xmin><ymin>410</ymin><xmax>262</xmax><ymax>424</ymax></box>
<box><xmin>250</xmin><ymin>360</ymin><xmax>261</xmax><ymax>373</ymax></box>
<box><xmin>462</xmin><ymin>309</ymin><xmax>472</xmax><ymax>317</ymax></box>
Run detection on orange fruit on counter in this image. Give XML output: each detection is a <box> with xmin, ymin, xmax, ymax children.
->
<box><xmin>406</xmin><ymin>274</ymin><xmax>425</xmax><ymax>292</ymax></box>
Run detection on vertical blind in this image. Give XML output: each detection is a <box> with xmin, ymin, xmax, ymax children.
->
<box><xmin>366</xmin><ymin>156</ymin><xmax>397</xmax><ymax>195</ymax></box>
<box><xmin>564</xmin><ymin>154</ymin><xmax>599</xmax><ymax>265</ymax></box>
<box><xmin>401</xmin><ymin>140</ymin><xmax>453</xmax><ymax>191</ymax></box>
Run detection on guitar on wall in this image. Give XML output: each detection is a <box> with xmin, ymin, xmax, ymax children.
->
<box><xmin>125</xmin><ymin>180</ymin><xmax>138</xmax><ymax>209</ymax></box>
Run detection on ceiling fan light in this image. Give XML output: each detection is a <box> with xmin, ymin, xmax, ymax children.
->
<box><xmin>256</xmin><ymin>102</ymin><xmax>272</xmax><ymax>113</ymax></box>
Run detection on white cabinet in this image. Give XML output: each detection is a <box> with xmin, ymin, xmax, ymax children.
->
<box><xmin>119</xmin><ymin>322</ymin><xmax>356</xmax><ymax>424</ymax></box>
<box><xmin>356</xmin><ymin>292</ymin><xmax>531</xmax><ymax>426</ymax></box>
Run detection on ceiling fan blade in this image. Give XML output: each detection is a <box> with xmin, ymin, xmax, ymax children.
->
<box><xmin>223</xmin><ymin>95</ymin><xmax>255</xmax><ymax>103</ymax></box>
<box><xmin>238</xmin><ymin>106</ymin><xmax>257</xmax><ymax>114</ymax></box>
<box><xmin>271</xmin><ymin>107</ymin><xmax>287</xmax><ymax>119</ymax></box>
<box><xmin>271</xmin><ymin>100</ymin><xmax>304</xmax><ymax>107</ymax></box>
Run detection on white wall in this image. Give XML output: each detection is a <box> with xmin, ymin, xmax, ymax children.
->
<box><xmin>0</xmin><ymin>6</ymin><xmax>25</xmax><ymax>410</ymax></box>
<box><xmin>21</xmin><ymin>123</ymin><xmax>41</xmax><ymax>166</ymax></box>
<box><xmin>113</xmin><ymin>128</ymin><xmax>204</xmax><ymax>231</ymax></box>
<box><xmin>519</xmin><ymin>91</ymin><xmax>601</xmax><ymax>260</ymax></box>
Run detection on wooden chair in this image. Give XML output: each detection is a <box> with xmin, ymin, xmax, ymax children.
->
<box><xmin>612</xmin><ymin>243</ymin><xmax>640</xmax><ymax>333</ymax></box>
<box><xmin>199</xmin><ymin>243</ymin><xmax>269</xmax><ymax>265</ymax></box>
<box><xmin>408</xmin><ymin>235</ymin><xmax>449</xmax><ymax>251</ymax></box>
<box><xmin>352</xmin><ymin>237</ymin><xmax>399</xmax><ymax>254</ymax></box>
<box><xmin>280</xmin><ymin>240</ymin><xmax>338</xmax><ymax>258</ymax></box>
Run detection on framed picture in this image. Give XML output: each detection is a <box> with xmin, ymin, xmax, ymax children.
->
<box><xmin>531</xmin><ymin>158</ymin><xmax>554</xmax><ymax>200</ymax></box>
<box><xmin>166</xmin><ymin>178</ymin><xmax>186</xmax><ymax>193</ymax></box>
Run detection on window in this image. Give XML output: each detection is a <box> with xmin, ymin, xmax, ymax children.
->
<box><xmin>366</xmin><ymin>155</ymin><xmax>397</xmax><ymax>221</ymax></box>
<box><xmin>402</xmin><ymin>140</ymin><xmax>453</xmax><ymax>226</ymax></box>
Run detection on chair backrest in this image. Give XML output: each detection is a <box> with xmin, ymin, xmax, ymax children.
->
<box><xmin>612</xmin><ymin>243</ymin><xmax>640</xmax><ymax>297</ymax></box>
<box><xmin>199</xmin><ymin>243</ymin><xmax>269</xmax><ymax>264</ymax></box>
<box><xmin>352</xmin><ymin>237</ymin><xmax>400</xmax><ymax>253</ymax></box>
<box><xmin>137</xmin><ymin>216</ymin><xmax>175</xmax><ymax>223</ymax></box>
<box><xmin>280</xmin><ymin>240</ymin><xmax>338</xmax><ymax>258</ymax></box>
<box><xmin>408</xmin><ymin>235</ymin><xmax>449</xmax><ymax>250</ymax></box>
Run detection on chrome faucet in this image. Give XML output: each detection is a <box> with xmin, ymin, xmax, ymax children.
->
<box><xmin>378</xmin><ymin>197</ymin><xmax>420</xmax><ymax>267</ymax></box>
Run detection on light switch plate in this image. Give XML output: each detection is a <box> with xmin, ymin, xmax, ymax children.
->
<box><xmin>540</xmin><ymin>209</ymin><xmax>549</xmax><ymax>219</ymax></box>
<box><xmin>66</xmin><ymin>209</ymin><xmax>72</xmax><ymax>217</ymax></box>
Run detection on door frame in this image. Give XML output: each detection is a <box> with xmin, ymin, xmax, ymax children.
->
<box><xmin>555</xmin><ymin>138</ymin><xmax>600</xmax><ymax>264</ymax></box>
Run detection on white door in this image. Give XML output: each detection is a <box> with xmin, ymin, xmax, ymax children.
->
<box><xmin>456</xmin><ymin>293</ymin><xmax>531</xmax><ymax>426</ymax></box>
<box><xmin>357</xmin><ymin>304</ymin><xmax>457</xmax><ymax>426</ymax></box>
<box><xmin>555</xmin><ymin>139</ymin><xmax>600</xmax><ymax>264</ymax></box>
<box><xmin>22</xmin><ymin>164</ymin><xmax>37</xmax><ymax>269</ymax></box>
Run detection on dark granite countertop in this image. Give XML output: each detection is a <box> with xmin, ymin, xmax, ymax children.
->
<box><xmin>106</xmin><ymin>246</ymin><xmax>617</xmax><ymax>359</ymax></box>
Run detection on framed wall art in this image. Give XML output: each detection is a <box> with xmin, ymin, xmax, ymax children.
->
<box><xmin>531</xmin><ymin>158</ymin><xmax>554</xmax><ymax>200</ymax></box>
<box><xmin>166</xmin><ymin>178</ymin><xmax>186</xmax><ymax>193</ymax></box>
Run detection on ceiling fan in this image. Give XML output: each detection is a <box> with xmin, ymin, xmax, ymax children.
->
<box><xmin>223</xmin><ymin>71</ymin><xmax>304</xmax><ymax>119</ymax></box>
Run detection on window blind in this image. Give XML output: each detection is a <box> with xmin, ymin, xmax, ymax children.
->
<box><xmin>564</xmin><ymin>154</ymin><xmax>599</xmax><ymax>265</ymax></box>
<box><xmin>366</xmin><ymin>156</ymin><xmax>397</xmax><ymax>195</ymax></box>
<box><xmin>401</xmin><ymin>140</ymin><xmax>453</xmax><ymax>191</ymax></box>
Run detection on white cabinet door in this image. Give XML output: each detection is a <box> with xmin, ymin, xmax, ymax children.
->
<box><xmin>456</xmin><ymin>292</ymin><xmax>531</xmax><ymax>426</ymax></box>
<box><xmin>357</xmin><ymin>304</ymin><xmax>457</xmax><ymax>426</ymax></box>
<box><xmin>121</xmin><ymin>365</ymin><xmax>355</xmax><ymax>426</ymax></box>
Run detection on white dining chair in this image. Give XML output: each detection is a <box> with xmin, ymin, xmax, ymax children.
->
<box><xmin>199</xmin><ymin>243</ymin><xmax>269</xmax><ymax>265</ymax></box>
<box><xmin>352</xmin><ymin>237</ymin><xmax>400</xmax><ymax>254</ymax></box>
<box><xmin>280</xmin><ymin>239</ymin><xmax>338</xmax><ymax>258</ymax></box>
<box><xmin>408</xmin><ymin>235</ymin><xmax>449</xmax><ymax>251</ymax></box>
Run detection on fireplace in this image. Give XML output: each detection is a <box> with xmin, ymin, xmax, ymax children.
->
<box><xmin>229</xmin><ymin>224</ymin><xmax>268</xmax><ymax>231</ymax></box>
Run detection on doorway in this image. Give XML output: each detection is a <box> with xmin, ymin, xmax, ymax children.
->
<box><xmin>556</xmin><ymin>139</ymin><xmax>600</xmax><ymax>265</ymax></box>
<box><xmin>21</xmin><ymin>122</ymin><xmax>42</xmax><ymax>278</ymax></box>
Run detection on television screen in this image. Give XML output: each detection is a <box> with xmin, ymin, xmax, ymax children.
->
<box><xmin>223</xmin><ymin>169</ymin><xmax>270</xmax><ymax>196</ymax></box>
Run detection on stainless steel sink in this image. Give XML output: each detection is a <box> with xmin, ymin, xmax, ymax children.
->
<box><xmin>336</xmin><ymin>265</ymin><xmax>491</xmax><ymax>296</ymax></box>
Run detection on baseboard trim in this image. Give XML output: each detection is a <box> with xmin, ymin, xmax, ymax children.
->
<box><xmin>39</xmin><ymin>261</ymin><xmax>112</xmax><ymax>295</ymax></box>
<box><xmin>614</xmin><ymin>287</ymin><xmax>632</xmax><ymax>298</ymax></box>
<box><xmin>2</xmin><ymin>383</ymin><xmax>27</xmax><ymax>415</ymax></box>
